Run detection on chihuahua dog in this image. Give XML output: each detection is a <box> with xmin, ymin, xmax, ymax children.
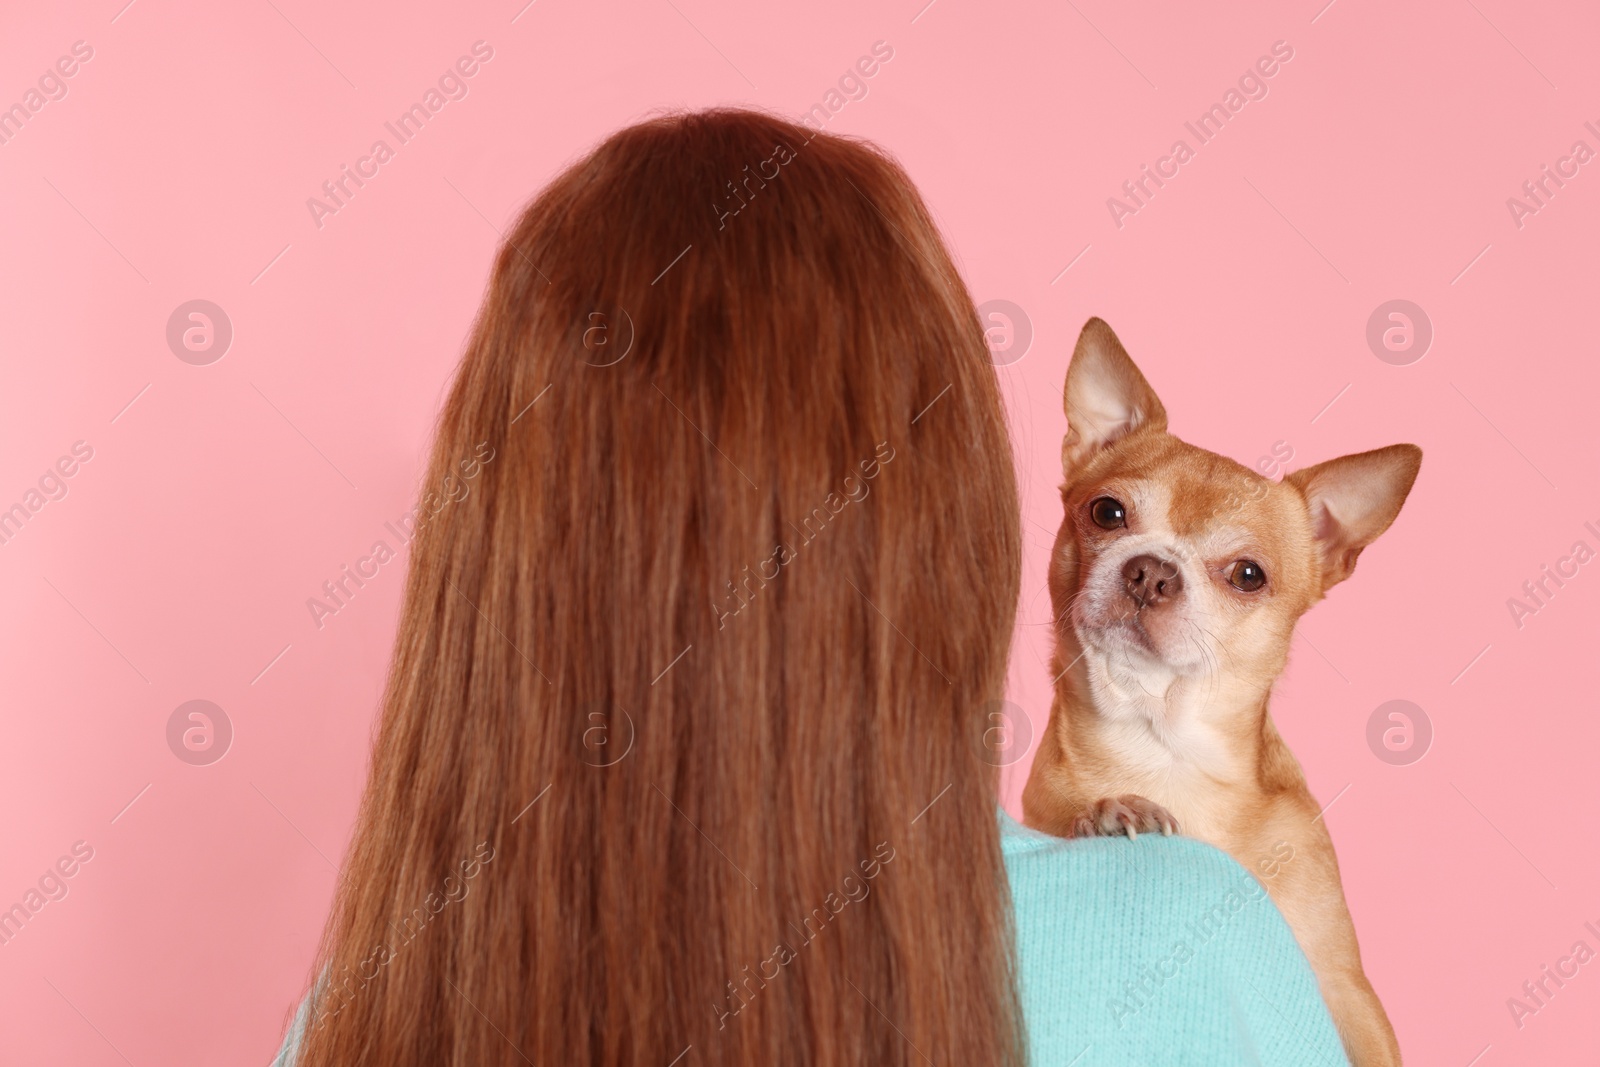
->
<box><xmin>1022</xmin><ymin>319</ymin><xmax>1418</xmax><ymax>1066</ymax></box>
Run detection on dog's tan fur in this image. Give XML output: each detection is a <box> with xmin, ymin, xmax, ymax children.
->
<box><xmin>1022</xmin><ymin>319</ymin><xmax>1418</xmax><ymax>1067</ymax></box>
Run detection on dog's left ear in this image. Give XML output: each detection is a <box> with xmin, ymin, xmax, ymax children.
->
<box><xmin>1286</xmin><ymin>444</ymin><xmax>1422</xmax><ymax>593</ymax></box>
<box><xmin>1062</xmin><ymin>318</ymin><xmax>1167</xmax><ymax>473</ymax></box>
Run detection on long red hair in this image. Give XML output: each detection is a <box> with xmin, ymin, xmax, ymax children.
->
<box><xmin>293</xmin><ymin>108</ymin><xmax>1025</xmax><ymax>1067</ymax></box>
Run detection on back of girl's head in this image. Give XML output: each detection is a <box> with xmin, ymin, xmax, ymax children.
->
<box><xmin>297</xmin><ymin>108</ymin><xmax>1025</xmax><ymax>1067</ymax></box>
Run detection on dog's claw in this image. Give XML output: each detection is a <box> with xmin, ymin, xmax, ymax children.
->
<box><xmin>1070</xmin><ymin>795</ymin><xmax>1180</xmax><ymax>841</ymax></box>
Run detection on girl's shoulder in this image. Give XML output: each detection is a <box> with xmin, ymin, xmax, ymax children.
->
<box><xmin>998</xmin><ymin>807</ymin><xmax>1350</xmax><ymax>1066</ymax></box>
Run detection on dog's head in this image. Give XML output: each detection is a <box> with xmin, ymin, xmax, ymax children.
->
<box><xmin>1051</xmin><ymin>318</ymin><xmax>1421</xmax><ymax>701</ymax></box>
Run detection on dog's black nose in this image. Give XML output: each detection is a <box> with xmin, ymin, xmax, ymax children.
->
<box><xmin>1122</xmin><ymin>554</ymin><xmax>1183</xmax><ymax>608</ymax></box>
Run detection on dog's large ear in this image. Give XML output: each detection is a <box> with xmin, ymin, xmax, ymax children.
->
<box><xmin>1062</xmin><ymin>318</ymin><xmax>1167</xmax><ymax>473</ymax></box>
<box><xmin>1286</xmin><ymin>444</ymin><xmax>1422</xmax><ymax>594</ymax></box>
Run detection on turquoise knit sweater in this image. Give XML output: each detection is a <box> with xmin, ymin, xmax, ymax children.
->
<box><xmin>1000</xmin><ymin>807</ymin><xmax>1350</xmax><ymax>1064</ymax></box>
<box><xmin>271</xmin><ymin>810</ymin><xmax>1349</xmax><ymax>1065</ymax></box>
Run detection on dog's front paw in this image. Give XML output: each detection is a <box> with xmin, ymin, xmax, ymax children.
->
<box><xmin>1070</xmin><ymin>795</ymin><xmax>1178</xmax><ymax>840</ymax></box>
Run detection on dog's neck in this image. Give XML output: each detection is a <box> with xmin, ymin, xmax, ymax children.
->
<box><xmin>1056</xmin><ymin>636</ymin><xmax>1278</xmax><ymax>785</ymax></box>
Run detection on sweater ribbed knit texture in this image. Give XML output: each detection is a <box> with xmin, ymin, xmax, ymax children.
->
<box><xmin>1000</xmin><ymin>807</ymin><xmax>1350</xmax><ymax>1065</ymax></box>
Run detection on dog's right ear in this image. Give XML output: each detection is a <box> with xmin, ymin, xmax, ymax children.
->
<box><xmin>1286</xmin><ymin>444</ymin><xmax>1422</xmax><ymax>594</ymax></box>
<box><xmin>1062</xmin><ymin>318</ymin><xmax>1167</xmax><ymax>473</ymax></box>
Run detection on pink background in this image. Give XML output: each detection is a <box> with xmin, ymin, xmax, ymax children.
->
<box><xmin>2</xmin><ymin>0</ymin><xmax>1595</xmax><ymax>1063</ymax></box>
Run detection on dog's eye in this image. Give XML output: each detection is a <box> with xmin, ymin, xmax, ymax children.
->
<box><xmin>1229</xmin><ymin>560</ymin><xmax>1267</xmax><ymax>592</ymax></box>
<box><xmin>1089</xmin><ymin>497</ymin><xmax>1126</xmax><ymax>529</ymax></box>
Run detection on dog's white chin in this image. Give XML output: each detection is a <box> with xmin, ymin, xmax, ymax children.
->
<box><xmin>1076</xmin><ymin>615</ymin><xmax>1201</xmax><ymax>674</ymax></box>
<box><xmin>1077</xmin><ymin>617</ymin><xmax>1161</xmax><ymax>661</ymax></box>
